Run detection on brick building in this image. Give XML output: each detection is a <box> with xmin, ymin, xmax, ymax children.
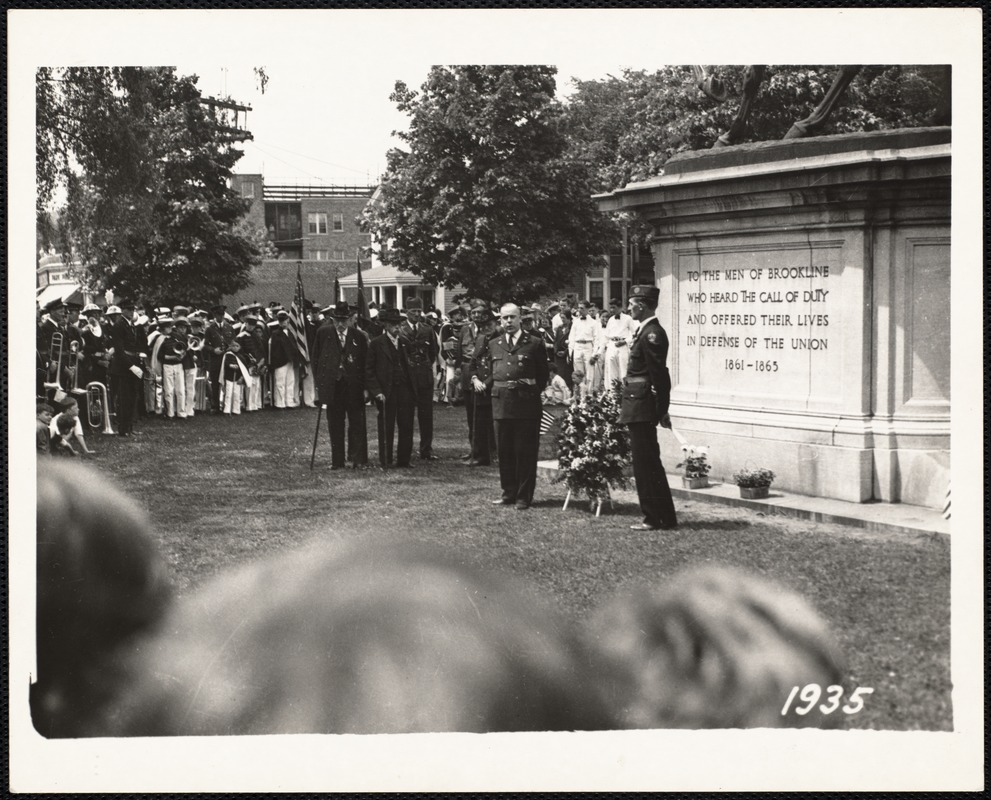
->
<box><xmin>224</xmin><ymin>175</ymin><xmax>378</xmax><ymax>309</ymax></box>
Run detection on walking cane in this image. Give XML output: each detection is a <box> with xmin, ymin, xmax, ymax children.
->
<box><xmin>375</xmin><ymin>396</ymin><xmax>386</xmax><ymax>467</ymax></box>
<box><xmin>471</xmin><ymin>386</ymin><xmax>479</xmax><ymax>460</ymax></box>
<box><xmin>310</xmin><ymin>403</ymin><xmax>324</xmax><ymax>471</ymax></box>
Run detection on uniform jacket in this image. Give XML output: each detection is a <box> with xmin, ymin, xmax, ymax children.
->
<box><xmin>267</xmin><ymin>327</ymin><xmax>300</xmax><ymax>371</ymax></box>
<box><xmin>365</xmin><ymin>333</ymin><xmax>415</xmax><ymax>402</ymax></box>
<box><xmin>312</xmin><ymin>322</ymin><xmax>368</xmax><ymax>404</ymax></box>
<box><xmin>453</xmin><ymin>321</ymin><xmax>482</xmax><ymax>391</ymax></box>
<box><xmin>618</xmin><ymin>316</ymin><xmax>671</xmax><ymax>425</ymax></box>
<box><xmin>205</xmin><ymin>319</ymin><xmax>235</xmax><ymax>360</ymax></box>
<box><xmin>478</xmin><ymin>330</ymin><xmax>549</xmax><ymax>420</ymax></box>
<box><xmin>465</xmin><ymin>329</ymin><xmax>501</xmax><ymax>408</ymax></box>
<box><xmin>398</xmin><ymin>320</ymin><xmax>439</xmax><ymax>386</ymax></box>
<box><xmin>109</xmin><ymin>318</ymin><xmax>143</xmax><ymax>376</ymax></box>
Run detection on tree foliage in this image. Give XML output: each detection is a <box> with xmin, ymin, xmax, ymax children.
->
<box><xmin>37</xmin><ymin>66</ymin><xmax>262</xmax><ymax>303</ymax></box>
<box><xmin>563</xmin><ymin>65</ymin><xmax>948</xmax><ymax>194</ymax></box>
<box><xmin>363</xmin><ymin>65</ymin><xmax>613</xmax><ymax>304</ymax></box>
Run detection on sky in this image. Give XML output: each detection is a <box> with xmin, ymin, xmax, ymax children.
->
<box><xmin>178</xmin><ymin>59</ymin><xmax>603</xmax><ymax>186</ymax></box>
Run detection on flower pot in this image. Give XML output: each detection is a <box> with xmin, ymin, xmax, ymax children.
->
<box><xmin>739</xmin><ymin>485</ymin><xmax>770</xmax><ymax>499</ymax></box>
<box><xmin>682</xmin><ymin>475</ymin><xmax>709</xmax><ymax>489</ymax></box>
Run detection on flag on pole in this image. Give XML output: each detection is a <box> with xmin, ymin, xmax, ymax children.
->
<box><xmin>355</xmin><ymin>248</ymin><xmax>370</xmax><ymax>319</ymax></box>
<box><xmin>287</xmin><ymin>263</ymin><xmax>310</xmax><ymax>364</ymax></box>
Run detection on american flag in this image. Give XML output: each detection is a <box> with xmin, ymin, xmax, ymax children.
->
<box><xmin>287</xmin><ymin>263</ymin><xmax>310</xmax><ymax>364</ymax></box>
<box><xmin>356</xmin><ymin>248</ymin><xmax>370</xmax><ymax>318</ymax></box>
<box><xmin>539</xmin><ymin>408</ymin><xmax>557</xmax><ymax>436</ymax></box>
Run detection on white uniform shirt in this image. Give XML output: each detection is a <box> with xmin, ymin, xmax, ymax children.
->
<box><xmin>598</xmin><ymin>312</ymin><xmax>637</xmax><ymax>356</ymax></box>
<box><xmin>567</xmin><ymin>316</ymin><xmax>602</xmax><ymax>358</ymax></box>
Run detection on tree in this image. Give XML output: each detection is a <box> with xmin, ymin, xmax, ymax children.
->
<box><xmin>37</xmin><ymin>67</ymin><xmax>262</xmax><ymax>303</ymax></box>
<box><xmin>362</xmin><ymin>65</ymin><xmax>613</xmax><ymax>304</ymax></box>
<box><xmin>562</xmin><ymin>65</ymin><xmax>947</xmax><ymax>194</ymax></box>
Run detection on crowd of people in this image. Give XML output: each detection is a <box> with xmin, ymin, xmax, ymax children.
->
<box><xmin>34</xmin><ymin>291</ymin><xmax>633</xmax><ymax>464</ymax></box>
<box><xmin>34</xmin><ymin>460</ymin><xmax>847</xmax><ymax>737</ymax></box>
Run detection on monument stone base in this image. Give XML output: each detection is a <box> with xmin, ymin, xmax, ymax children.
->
<box><xmin>597</xmin><ymin>129</ymin><xmax>951</xmax><ymax>509</ymax></box>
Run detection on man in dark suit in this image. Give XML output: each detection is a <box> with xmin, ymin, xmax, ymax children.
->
<box><xmin>398</xmin><ymin>298</ymin><xmax>440</xmax><ymax>460</ymax></box>
<box><xmin>364</xmin><ymin>307</ymin><xmax>416</xmax><ymax>469</ymax></box>
<box><xmin>108</xmin><ymin>300</ymin><xmax>145</xmax><ymax>437</ymax></box>
<box><xmin>313</xmin><ymin>301</ymin><xmax>369</xmax><ymax>470</ymax></box>
<box><xmin>474</xmin><ymin>303</ymin><xmax>549</xmax><ymax>510</ymax></box>
<box><xmin>618</xmin><ymin>284</ymin><xmax>678</xmax><ymax>531</ymax></box>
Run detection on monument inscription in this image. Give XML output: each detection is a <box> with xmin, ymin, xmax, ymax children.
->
<box><xmin>677</xmin><ymin>248</ymin><xmax>843</xmax><ymax>404</ymax></box>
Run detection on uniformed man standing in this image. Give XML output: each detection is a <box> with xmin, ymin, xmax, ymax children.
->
<box><xmin>475</xmin><ymin>303</ymin><xmax>549</xmax><ymax>510</ymax></box>
<box><xmin>619</xmin><ymin>285</ymin><xmax>678</xmax><ymax>531</ymax></box>
<box><xmin>205</xmin><ymin>304</ymin><xmax>235</xmax><ymax>413</ymax></box>
<box><xmin>453</xmin><ymin>301</ymin><xmax>488</xmax><ymax>460</ymax></box>
<box><xmin>398</xmin><ymin>298</ymin><xmax>440</xmax><ymax>460</ymax></box>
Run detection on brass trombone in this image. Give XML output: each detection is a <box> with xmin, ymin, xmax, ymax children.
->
<box><xmin>85</xmin><ymin>381</ymin><xmax>116</xmax><ymax>434</ymax></box>
<box><xmin>43</xmin><ymin>331</ymin><xmax>65</xmax><ymax>398</ymax></box>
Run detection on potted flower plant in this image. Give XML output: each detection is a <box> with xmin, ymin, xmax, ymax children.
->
<box><xmin>677</xmin><ymin>445</ymin><xmax>711</xmax><ymax>489</ymax></box>
<box><xmin>732</xmin><ymin>467</ymin><xmax>775</xmax><ymax>499</ymax></box>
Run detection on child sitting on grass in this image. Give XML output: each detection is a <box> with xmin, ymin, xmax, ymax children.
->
<box><xmin>50</xmin><ymin>414</ymin><xmax>79</xmax><ymax>458</ymax></box>
<box><xmin>49</xmin><ymin>397</ymin><xmax>96</xmax><ymax>456</ymax></box>
<box><xmin>542</xmin><ymin>362</ymin><xmax>572</xmax><ymax>406</ymax></box>
<box><xmin>37</xmin><ymin>402</ymin><xmax>54</xmax><ymax>456</ymax></box>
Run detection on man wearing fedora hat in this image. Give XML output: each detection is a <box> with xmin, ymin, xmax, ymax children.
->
<box><xmin>398</xmin><ymin>298</ymin><xmax>440</xmax><ymax>460</ymax></box>
<box><xmin>312</xmin><ymin>301</ymin><xmax>369</xmax><ymax>469</ymax></box>
<box><xmin>365</xmin><ymin>307</ymin><xmax>416</xmax><ymax>469</ymax></box>
<box><xmin>619</xmin><ymin>285</ymin><xmax>678</xmax><ymax>531</ymax></box>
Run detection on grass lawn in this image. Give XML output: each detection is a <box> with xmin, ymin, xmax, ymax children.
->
<box><xmin>82</xmin><ymin>401</ymin><xmax>952</xmax><ymax>731</ymax></box>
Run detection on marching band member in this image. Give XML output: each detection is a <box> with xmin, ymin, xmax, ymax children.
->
<box><xmin>175</xmin><ymin>316</ymin><xmax>198</xmax><ymax>417</ymax></box>
<box><xmin>108</xmin><ymin>300</ymin><xmax>145</xmax><ymax>438</ymax></box>
<box><xmin>235</xmin><ymin>319</ymin><xmax>262</xmax><ymax>412</ymax></box>
<box><xmin>157</xmin><ymin>318</ymin><xmax>188</xmax><ymax>419</ymax></box>
<box><xmin>453</xmin><ymin>301</ymin><xmax>489</xmax><ymax>461</ymax></box>
<box><xmin>220</xmin><ymin>339</ymin><xmax>250</xmax><ymax>415</ymax></box>
<box><xmin>145</xmin><ymin>315</ymin><xmax>167</xmax><ymax>415</ymax></box>
<box><xmin>205</xmin><ymin>304</ymin><xmax>235</xmax><ymax>413</ymax></box>
<box><xmin>599</xmin><ymin>296</ymin><xmax>637</xmax><ymax>390</ymax></box>
<box><xmin>268</xmin><ymin>310</ymin><xmax>301</xmax><ymax>409</ymax></box>
<box><xmin>38</xmin><ymin>298</ymin><xmax>68</xmax><ymax>402</ymax></box>
<box><xmin>187</xmin><ymin>317</ymin><xmax>207</xmax><ymax>414</ymax></box>
<box><xmin>80</xmin><ymin>304</ymin><xmax>110</xmax><ymax>389</ymax></box>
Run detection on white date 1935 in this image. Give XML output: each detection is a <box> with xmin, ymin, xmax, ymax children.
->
<box><xmin>781</xmin><ymin>684</ymin><xmax>874</xmax><ymax>716</ymax></box>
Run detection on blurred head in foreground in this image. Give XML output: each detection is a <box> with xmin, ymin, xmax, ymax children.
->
<box><xmin>34</xmin><ymin>462</ymin><xmax>174</xmax><ymax>737</ymax></box>
<box><xmin>110</xmin><ymin>542</ymin><xmax>617</xmax><ymax>735</ymax></box>
<box><xmin>587</xmin><ymin>565</ymin><xmax>846</xmax><ymax>729</ymax></box>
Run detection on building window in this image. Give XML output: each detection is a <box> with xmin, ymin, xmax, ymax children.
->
<box><xmin>587</xmin><ymin>279</ymin><xmax>604</xmax><ymax>309</ymax></box>
<box><xmin>332</xmin><ymin>250</ymin><xmax>345</xmax><ymax>261</ymax></box>
<box><xmin>241</xmin><ymin>182</ymin><xmax>255</xmax><ymax>199</ymax></box>
<box><xmin>312</xmin><ymin>250</ymin><xmax>327</xmax><ymax>261</ymax></box>
<box><xmin>332</xmin><ymin>213</ymin><xmax>344</xmax><ymax>232</ymax></box>
<box><xmin>308</xmin><ymin>213</ymin><xmax>328</xmax><ymax>235</ymax></box>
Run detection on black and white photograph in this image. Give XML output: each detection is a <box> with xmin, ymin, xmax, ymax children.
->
<box><xmin>8</xmin><ymin>6</ymin><xmax>984</xmax><ymax>793</ymax></box>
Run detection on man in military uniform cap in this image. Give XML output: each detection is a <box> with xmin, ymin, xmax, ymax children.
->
<box><xmin>474</xmin><ymin>303</ymin><xmax>549</xmax><ymax>510</ymax></box>
<box><xmin>619</xmin><ymin>285</ymin><xmax>678</xmax><ymax>531</ymax></box>
<box><xmin>453</xmin><ymin>301</ymin><xmax>490</xmax><ymax>460</ymax></box>
<box><xmin>108</xmin><ymin>300</ymin><xmax>145</xmax><ymax>437</ymax></box>
<box><xmin>398</xmin><ymin>298</ymin><xmax>440</xmax><ymax>460</ymax></box>
<box><xmin>312</xmin><ymin>301</ymin><xmax>369</xmax><ymax>469</ymax></box>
